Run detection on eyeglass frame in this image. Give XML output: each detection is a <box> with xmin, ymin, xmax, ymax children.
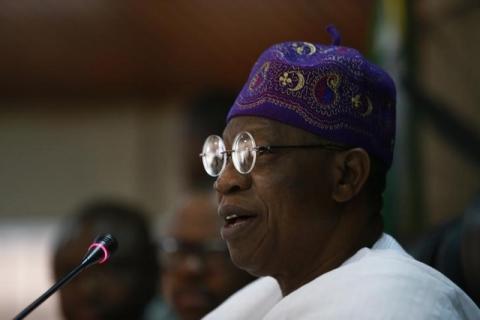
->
<box><xmin>158</xmin><ymin>237</ymin><xmax>230</xmax><ymax>270</ymax></box>
<box><xmin>199</xmin><ymin>130</ymin><xmax>350</xmax><ymax>177</ymax></box>
<box><xmin>159</xmin><ymin>237</ymin><xmax>228</xmax><ymax>254</ymax></box>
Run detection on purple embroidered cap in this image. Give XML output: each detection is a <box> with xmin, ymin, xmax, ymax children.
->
<box><xmin>227</xmin><ymin>25</ymin><xmax>396</xmax><ymax>169</ymax></box>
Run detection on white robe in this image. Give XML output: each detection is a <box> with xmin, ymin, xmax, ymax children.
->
<box><xmin>203</xmin><ymin>234</ymin><xmax>480</xmax><ymax>319</ymax></box>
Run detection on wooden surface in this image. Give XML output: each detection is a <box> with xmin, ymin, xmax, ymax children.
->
<box><xmin>0</xmin><ymin>0</ymin><xmax>373</xmax><ymax>98</ymax></box>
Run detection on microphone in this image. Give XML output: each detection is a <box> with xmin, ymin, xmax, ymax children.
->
<box><xmin>13</xmin><ymin>234</ymin><xmax>118</xmax><ymax>320</ymax></box>
<box><xmin>81</xmin><ymin>233</ymin><xmax>118</xmax><ymax>267</ymax></box>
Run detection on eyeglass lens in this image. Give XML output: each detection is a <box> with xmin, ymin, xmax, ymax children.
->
<box><xmin>232</xmin><ymin>131</ymin><xmax>257</xmax><ymax>174</ymax></box>
<box><xmin>160</xmin><ymin>238</ymin><xmax>229</xmax><ymax>271</ymax></box>
<box><xmin>201</xmin><ymin>135</ymin><xmax>226</xmax><ymax>177</ymax></box>
<box><xmin>201</xmin><ymin>131</ymin><xmax>258</xmax><ymax>176</ymax></box>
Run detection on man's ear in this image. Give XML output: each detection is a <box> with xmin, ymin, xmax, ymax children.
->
<box><xmin>331</xmin><ymin>148</ymin><xmax>370</xmax><ymax>202</ymax></box>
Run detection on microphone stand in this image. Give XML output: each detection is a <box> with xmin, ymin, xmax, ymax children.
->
<box><xmin>13</xmin><ymin>261</ymin><xmax>88</xmax><ymax>320</ymax></box>
<box><xmin>12</xmin><ymin>233</ymin><xmax>117</xmax><ymax>320</ymax></box>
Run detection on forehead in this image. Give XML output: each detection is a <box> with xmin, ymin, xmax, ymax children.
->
<box><xmin>54</xmin><ymin>227</ymin><xmax>96</xmax><ymax>264</ymax></box>
<box><xmin>223</xmin><ymin>116</ymin><xmax>323</xmax><ymax>144</ymax></box>
<box><xmin>167</xmin><ymin>195</ymin><xmax>222</xmax><ymax>241</ymax></box>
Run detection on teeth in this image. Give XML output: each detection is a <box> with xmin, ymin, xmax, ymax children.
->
<box><xmin>225</xmin><ymin>214</ymin><xmax>239</xmax><ymax>221</ymax></box>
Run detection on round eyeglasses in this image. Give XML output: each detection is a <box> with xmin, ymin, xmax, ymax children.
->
<box><xmin>200</xmin><ymin>131</ymin><xmax>348</xmax><ymax>177</ymax></box>
<box><xmin>159</xmin><ymin>237</ymin><xmax>229</xmax><ymax>271</ymax></box>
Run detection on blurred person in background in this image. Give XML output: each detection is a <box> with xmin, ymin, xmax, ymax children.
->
<box><xmin>52</xmin><ymin>199</ymin><xmax>174</xmax><ymax>320</ymax></box>
<box><xmin>409</xmin><ymin>194</ymin><xmax>480</xmax><ymax>307</ymax></box>
<box><xmin>160</xmin><ymin>190</ymin><xmax>254</xmax><ymax>320</ymax></box>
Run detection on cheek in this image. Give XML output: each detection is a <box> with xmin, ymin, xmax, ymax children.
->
<box><xmin>257</xmin><ymin>165</ymin><xmax>333</xmax><ymax>232</ymax></box>
<box><xmin>252</xmin><ymin>173</ymin><xmax>298</xmax><ymax>247</ymax></box>
<box><xmin>284</xmin><ymin>158</ymin><xmax>333</xmax><ymax>206</ymax></box>
<box><xmin>58</xmin><ymin>285</ymin><xmax>77</xmax><ymax>312</ymax></box>
<box><xmin>256</xmin><ymin>165</ymin><xmax>318</xmax><ymax>214</ymax></box>
<box><xmin>104</xmin><ymin>283</ymin><xmax>131</xmax><ymax>302</ymax></box>
<box><xmin>95</xmin><ymin>279</ymin><xmax>133</xmax><ymax>310</ymax></box>
<box><xmin>161</xmin><ymin>273</ymin><xmax>176</xmax><ymax>302</ymax></box>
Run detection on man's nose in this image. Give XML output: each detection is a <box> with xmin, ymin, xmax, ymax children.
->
<box><xmin>214</xmin><ymin>160</ymin><xmax>251</xmax><ymax>195</ymax></box>
<box><xmin>177</xmin><ymin>255</ymin><xmax>206</xmax><ymax>276</ymax></box>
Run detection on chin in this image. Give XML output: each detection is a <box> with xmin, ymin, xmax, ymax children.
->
<box><xmin>228</xmin><ymin>245</ymin><xmax>266</xmax><ymax>278</ymax></box>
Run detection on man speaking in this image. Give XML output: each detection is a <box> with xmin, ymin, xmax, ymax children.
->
<box><xmin>200</xmin><ymin>26</ymin><xmax>480</xmax><ymax>319</ymax></box>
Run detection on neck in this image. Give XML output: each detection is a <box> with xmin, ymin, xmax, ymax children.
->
<box><xmin>274</xmin><ymin>208</ymin><xmax>383</xmax><ymax>296</ymax></box>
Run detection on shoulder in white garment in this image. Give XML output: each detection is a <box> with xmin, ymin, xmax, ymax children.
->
<box><xmin>264</xmin><ymin>234</ymin><xmax>480</xmax><ymax>320</ymax></box>
<box><xmin>203</xmin><ymin>234</ymin><xmax>480</xmax><ymax>320</ymax></box>
<box><xmin>202</xmin><ymin>276</ymin><xmax>282</xmax><ymax>320</ymax></box>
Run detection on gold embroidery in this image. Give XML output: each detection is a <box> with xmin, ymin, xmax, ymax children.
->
<box><xmin>236</xmin><ymin>94</ymin><xmax>374</xmax><ymax>138</ymax></box>
<box><xmin>279</xmin><ymin>72</ymin><xmax>292</xmax><ymax>86</ymax></box>
<box><xmin>352</xmin><ymin>95</ymin><xmax>361</xmax><ymax>108</ymax></box>
<box><xmin>248</xmin><ymin>62</ymin><xmax>270</xmax><ymax>92</ymax></box>
<box><xmin>361</xmin><ymin>96</ymin><xmax>373</xmax><ymax>117</ymax></box>
<box><xmin>287</xmin><ymin>71</ymin><xmax>305</xmax><ymax>92</ymax></box>
<box><xmin>327</xmin><ymin>74</ymin><xmax>340</xmax><ymax>92</ymax></box>
<box><xmin>311</xmin><ymin>73</ymin><xmax>341</xmax><ymax>109</ymax></box>
<box><xmin>292</xmin><ymin>43</ymin><xmax>305</xmax><ymax>55</ymax></box>
<box><xmin>292</xmin><ymin>42</ymin><xmax>317</xmax><ymax>56</ymax></box>
<box><xmin>279</xmin><ymin>71</ymin><xmax>306</xmax><ymax>92</ymax></box>
<box><xmin>351</xmin><ymin>94</ymin><xmax>373</xmax><ymax>116</ymax></box>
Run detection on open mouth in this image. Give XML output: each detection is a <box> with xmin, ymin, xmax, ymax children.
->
<box><xmin>224</xmin><ymin>213</ymin><xmax>255</xmax><ymax>227</ymax></box>
<box><xmin>219</xmin><ymin>205</ymin><xmax>258</xmax><ymax>235</ymax></box>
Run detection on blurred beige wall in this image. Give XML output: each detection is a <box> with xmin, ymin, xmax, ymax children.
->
<box><xmin>0</xmin><ymin>100</ymin><xmax>188</xmax><ymax>319</ymax></box>
<box><xmin>0</xmin><ymin>101</ymin><xmax>185</xmax><ymax>219</ymax></box>
<box><xmin>418</xmin><ymin>0</ymin><xmax>480</xmax><ymax>226</ymax></box>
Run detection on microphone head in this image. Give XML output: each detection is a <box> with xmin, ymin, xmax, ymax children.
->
<box><xmin>81</xmin><ymin>233</ymin><xmax>119</xmax><ymax>267</ymax></box>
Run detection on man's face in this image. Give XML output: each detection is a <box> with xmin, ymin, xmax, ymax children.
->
<box><xmin>161</xmin><ymin>195</ymin><xmax>252</xmax><ymax>320</ymax></box>
<box><xmin>215</xmin><ymin>116</ymin><xmax>340</xmax><ymax>277</ymax></box>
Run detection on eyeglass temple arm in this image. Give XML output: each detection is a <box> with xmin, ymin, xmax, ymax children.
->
<box><xmin>258</xmin><ymin>144</ymin><xmax>348</xmax><ymax>152</ymax></box>
<box><xmin>199</xmin><ymin>144</ymin><xmax>347</xmax><ymax>157</ymax></box>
